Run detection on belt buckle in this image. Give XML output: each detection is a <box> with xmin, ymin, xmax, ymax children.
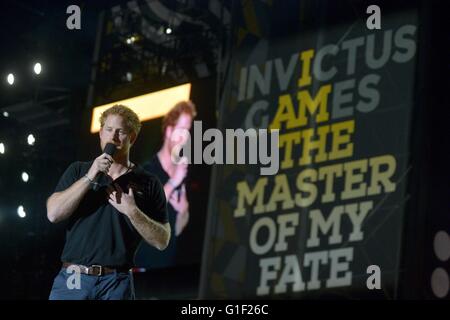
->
<box><xmin>91</xmin><ymin>265</ymin><xmax>103</xmax><ymax>276</ymax></box>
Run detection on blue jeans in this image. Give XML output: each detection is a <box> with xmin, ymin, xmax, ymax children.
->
<box><xmin>49</xmin><ymin>268</ymin><xmax>135</xmax><ymax>300</ymax></box>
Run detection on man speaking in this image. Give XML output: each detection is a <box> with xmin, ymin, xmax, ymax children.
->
<box><xmin>46</xmin><ymin>104</ymin><xmax>170</xmax><ymax>300</ymax></box>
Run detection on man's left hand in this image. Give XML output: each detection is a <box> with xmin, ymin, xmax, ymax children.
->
<box><xmin>107</xmin><ymin>183</ymin><xmax>137</xmax><ymax>216</ymax></box>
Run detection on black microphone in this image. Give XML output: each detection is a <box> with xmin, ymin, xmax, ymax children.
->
<box><xmin>175</xmin><ymin>177</ymin><xmax>187</xmax><ymax>201</ymax></box>
<box><xmin>92</xmin><ymin>143</ymin><xmax>117</xmax><ymax>191</ymax></box>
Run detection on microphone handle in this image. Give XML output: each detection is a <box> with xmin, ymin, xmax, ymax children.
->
<box><xmin>175</xmin><ymin>178</ymin><xmax>186</xmax><ymax>201</ymax></box>
<box><xmin>92</xmin><ymin>145</ymin><xmax>116</xmax><ymax>191</ymax></box>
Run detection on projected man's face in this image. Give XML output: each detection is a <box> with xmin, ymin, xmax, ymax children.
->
<box><xmin>99</xmin><ymin>114</ymin><xmax>136</xmax><ymax>155</ymax></box>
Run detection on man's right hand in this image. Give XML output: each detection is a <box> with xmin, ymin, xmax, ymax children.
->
<box><xmin>86</xmin><ymin>153</ymin><xmax>114</xmax><ymax>180</ymax></box>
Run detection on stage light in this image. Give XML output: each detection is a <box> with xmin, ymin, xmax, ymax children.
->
<box><xmin>126</xmin><ymin>36</ymin><xmax>137</xmax><ymax>45</ymax></box>
<box><xmin>21</xmin><ymin>172</ymin><xmax>29</xmax><ymax>183</ymax></box>
<box><xmin>165</xmin><ymin>27</ymin><xmax>172</xmax><ymax>34</ymax></box>
<box><xmin>0</xmin><ymin>143</ymin><xmax>4</xmax><ymax>154</ymax></box>
<box><xmin>33</xmin><ymin>62</ymin><xmax>42</xmax><ymax>75</ymax></box>
<box><xmin>3</xmin><ymin>111</ymin><xmax>8</xmax><ymax>117</ymax></box>
<box><xmin>7</xmin><ymin>73</ymin><xmax>14</xmax><ymax>85</ymax></box>
<box><xmin>27</xmin><ymin>134</ymin><xmax>35</xmax><ymax>146</ymax></box>
<box><xmin>126</xmin><ymin>72</ymin><xmax>133</xmax><ymax>82</ymax></box>
<box><xmin>17</xmin><ymin>206</ymin><xmax>26</xmax><ymax>218</ymax></box>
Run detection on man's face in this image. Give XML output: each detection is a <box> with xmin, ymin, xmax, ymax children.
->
<box><xmin>99</xmin><ymin>114</ymin><xmax>136</xmax><ymax>156</ymax></box>
<box><xmin>166</xmin><ymin>113</ymin><xmax>193</xmax><ymax>152</ymax></box>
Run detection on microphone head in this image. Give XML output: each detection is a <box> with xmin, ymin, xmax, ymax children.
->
<box><xmin>104</xmin><ymin>143</ymin><xmax>117</xmax><ymax>156</ymax></box>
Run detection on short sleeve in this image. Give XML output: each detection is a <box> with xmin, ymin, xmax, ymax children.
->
<box><xmin>148</xmin><ymin>176</ymin><xmax>168</xmax><ymax>224</ymax></box>
<box><xmin>54</xmin><ymin>162</ymin><xmax>81</xmax><ymax>193</ymax></box>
